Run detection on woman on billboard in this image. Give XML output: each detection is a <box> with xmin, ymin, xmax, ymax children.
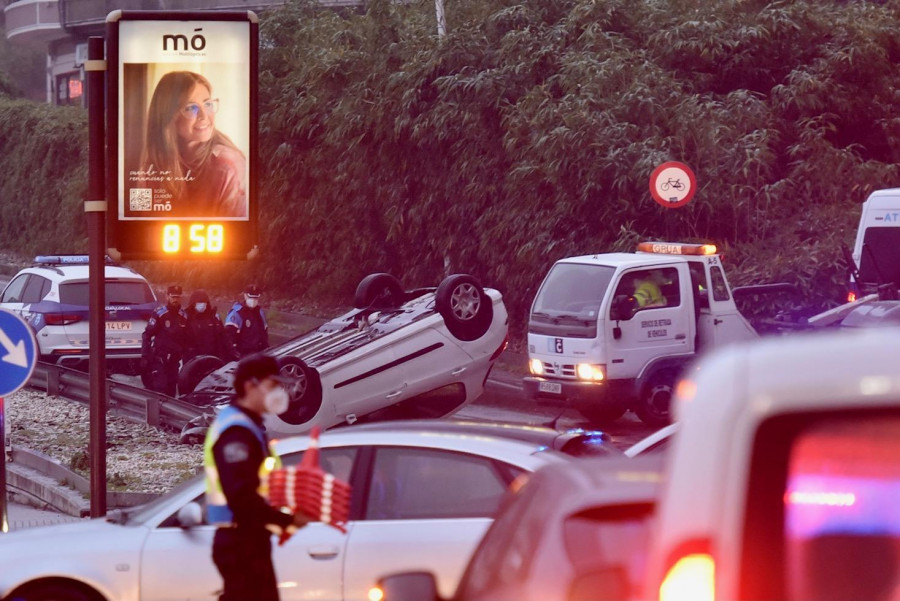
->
<box><xmin>141</xmin><ymin>71</ymin><xmax>247</xmax><ymax>218</ymax></box>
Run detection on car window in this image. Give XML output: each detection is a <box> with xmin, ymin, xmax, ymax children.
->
<box><xmin>22</xmin><ymin>275</ymin><xmax>50</xmax><ymax>303</ymax></box>
<box><xmin>59</xmin><ymin>280</ymin><xmax>155</xmax><ymax>306</ymax></box>
<box><xmin>1</xmin><ymin>274</ymin><xmax>29</xmax><ymax>303</ymax></box>
<box><xmin>612</xmin><ymin>267</ymin><xmax>681</xmax><ymax>313</ymax></box>
<box><xmin>710</xmin><ymin>266</ymin><xmax>730</xmax><ymax>301</ymax></box>
<box><xmin>281</xmin><ymin>446</ymin><xmax>358</xmax><ymax>483</ymax></box>
<box><xmin>365</xmin><ymin>447</ymin><xmax>513</xmax><ymax>520</ymax></box>
<box><xmin>783</xmin><ymin>415</ymin><xmax>900</xmax><ymax>601</ymax></box>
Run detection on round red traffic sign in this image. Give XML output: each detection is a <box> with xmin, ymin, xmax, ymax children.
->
<box><xmin>649</xmin><ymin>161</ymin><xmax>697</xmax><ymax>208</ymax></box>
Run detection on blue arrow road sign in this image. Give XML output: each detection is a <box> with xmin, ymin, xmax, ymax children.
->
<box><xmin>0</xmin><ymin>308</ymin><xmax>38</xmax><ymax>397</ymax></box>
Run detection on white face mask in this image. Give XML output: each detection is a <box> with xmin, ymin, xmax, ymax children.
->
<box><xmin>264</xmin><ymin>386</ymin><xmax>290</xmax><ymax>415</ymax></box>
<box><xmin>195</xmin><ymin>302</ymin><xmax>207</xmax><ymax>313</ymax></box>
<box><xmin>245</xmin><ymin>297</ymin><xmax>259</xmax><ymax>308</ymax></box>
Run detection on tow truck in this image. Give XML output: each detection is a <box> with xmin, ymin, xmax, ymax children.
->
<box><xmin>524</xmin><ymin>241</ymin><xmax>893</xmax><ymax>427</ymax></box>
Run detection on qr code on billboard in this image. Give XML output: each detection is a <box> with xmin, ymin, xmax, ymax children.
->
<box><xmin>129</xmin><ymin>189</ymin><xmax>152</xmax><ymax>211</ymax></box>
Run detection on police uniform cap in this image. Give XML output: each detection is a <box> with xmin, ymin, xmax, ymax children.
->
<box><xmin>244</xmin><ymin>284</ymin><xmax>262</xmax><ymax>298</ymax></box>
<box><xmin>167</xmin><ymin>285</ymin><xmax>183</xmax><ymax>296</ymax></box>
<box><xmin>233</xmin><ymin>353</ymin><xmax>291</xmax><ymax>396</ymax></box>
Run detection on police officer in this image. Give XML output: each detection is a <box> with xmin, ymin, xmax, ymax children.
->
<box><xmin>141</xmin><ymin>284</ymin><xmax>188</xmax><ymax>396</ymax></box>
<box><xmin>225</xmin><ymin>284</ymin><xmax>269</xmax><ymax>359</ymax></box>
<box><xmin>184</xmin><ymin>289</ymin><xmax>227</xmax><ymax>362</ymax></box>
<box><xmin>205</xmin><ymin>354</ymin><xmax>310</xmax><ymax>601</ymax></box>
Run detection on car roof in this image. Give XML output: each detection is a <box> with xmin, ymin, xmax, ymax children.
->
<box><xmin>273</xmin><ymin>419</ymin><xmax>622</xmax><ymax>459</ymax></box>
<box><xmin>557</xmin><ymin>253</ymin><xmax>686</xmax><ymax>269</ymax></box>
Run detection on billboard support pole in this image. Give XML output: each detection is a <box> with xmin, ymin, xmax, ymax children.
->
<box><xmin>86</xmin><ymin>36</ymin><xmax>108</xmax><ymax>518</ymax></box>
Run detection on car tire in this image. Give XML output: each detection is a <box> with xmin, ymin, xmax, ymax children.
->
<box><xmin>354</xmin><ymin>273</ymin><xmax>405</xmax><ymax>309</ymax></box>
<box><xmin>178</xmin><ymin>355</ymin><xmax>226</xmax><ymax>396</ymax></box>
<box><xmin>12</xmin><ymin>583</ymin><xmax>100</xmax><ymax>601</ymax></box>
<box><xmin>435</xmin><ymin>274</ymin><xmax>494</xmax><ymax>341</ymax></box>
<box><xmin>635</xmin><ymin>369</ymin><xmax>677</xmax><ymax>427</ymax></box>
<box><xmin>579</xmin><ymin>403</ymin><xmax>627</xmax><ymax>426</ymax></box>
<box><xmin>275</xmin><ymin>357</ymin><xmax>323</xmax><ymax>425</ymax></box>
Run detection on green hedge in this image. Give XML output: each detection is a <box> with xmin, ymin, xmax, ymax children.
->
<box><xmin>3</xmin><ymin>0</ymin><xmax>900</xmax><ymax>335</ymax></box>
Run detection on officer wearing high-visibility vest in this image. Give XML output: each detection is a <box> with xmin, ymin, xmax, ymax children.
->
<box><xmin>205</xmin><ymin>353</ymin><xmax>310</xmax><ymax>601</ymax></box>
<box><xmin>632</xmin><ymin>271</ymin><xmax>667</xmax><ymax>308</ymax></box>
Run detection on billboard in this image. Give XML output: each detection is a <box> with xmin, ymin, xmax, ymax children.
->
<box><xmin>107</xmin><ymin>11</ymin><xmax>258</xmax><ymax>260</ymax></box>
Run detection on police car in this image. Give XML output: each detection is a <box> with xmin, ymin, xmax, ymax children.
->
<box><xmin>180</xmin><ymin>273</ymin><xmax>509</xmax><ymax>439</ymax></box>
<box><xmin>0</xmin><ymin>255</ymin><xmax>157</xmax><ymax>367</ymax></box>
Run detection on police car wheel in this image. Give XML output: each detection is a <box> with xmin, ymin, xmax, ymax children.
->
<box><xmin>635</xmin><ymin>370</ymin><xmax>676</xmax><ymax>427</ymax></box>
<box><xmin>354</xmin><ymin>273</ymin><xmax>405</xmax><ymax>309</ymax></box>
<box><xmin>436</xmin><ymin>274</ymin><xmax>493</xmax><ymax>341</ymax></box>
<box><xmin>178</xmin><ymin>355</ymin><xmax>226</xmax><ymax>396</ymax></box>
<box><xmin>276</xmin><ymin>357</ymin><xmax>323</xmax><ymax>425</ymax></box>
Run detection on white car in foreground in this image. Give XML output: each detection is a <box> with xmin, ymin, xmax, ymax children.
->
<box><xmin>180</xmin><ymin>273</ymin><xmax>508</xmax><ymax>439</ymax></box>
<box><xmin>0</xmin><ymin>420</ymin><xmax>621</xmax><ymax>601</ymax></box>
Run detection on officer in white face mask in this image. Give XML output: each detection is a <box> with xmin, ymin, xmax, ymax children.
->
<box><xmin>204</xmin><ymin>353</ymin><xmax>311</xmax><ymax>601</ymax></box>
<box><xmin>225</xmin><ymin>284</ymin><xmax>270</xmax><ymax>360</ymax></box>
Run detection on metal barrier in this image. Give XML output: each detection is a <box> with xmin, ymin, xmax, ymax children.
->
<box><xmin>28</xmin><ymin>362</ymin><xmax>203</xmax><ymax>433</ymax></box>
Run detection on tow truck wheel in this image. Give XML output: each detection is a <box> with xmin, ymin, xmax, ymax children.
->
<box><xmin>436</xmin><ymin>274</ymin><xmax>494</xmax><ymax>341</ymax></box>
<box><xmin>354</xmin><ymin>273</ymin><xmax>405</xmax><ymax>309</ymax></box>
<box><xmin>178</xmin><ymin>355</ymin><xmax>226</xmax><ymax>396</ymax></box>
<box><xmin>579</xmin><ymin>404</ymin><xmax>627</xmax><ymax>426</ymax></box>
<box><xmin>276</xmin><ymin>357</ymin><xmax>323</xmax><ymax>425</ymax></box>
<box><xmin>635</xmin><ymin>370</ymin><xmax>676</xmax><ymax>427</ymax></box>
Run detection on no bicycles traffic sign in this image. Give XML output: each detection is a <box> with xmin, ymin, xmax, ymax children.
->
<box><xmin>650</xmin><ymin>161</ymin><xmax>696</xmax><ymax>209</ymax></box>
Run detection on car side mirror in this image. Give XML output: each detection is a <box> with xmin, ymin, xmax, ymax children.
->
<box><xmin>177</xmin><ymin>502</ymin><xmax>203</xmax><ymax>529</ymax></box>
<box><xmin>375</xmin><ymin>571</ymin><xmax>441</xmax><ymax>601</ymax></box>
<box><xmin>568</xmin><ymin>566</ymin><xmax>630</xmax><ymax>601</ymax></box>
<box><xmin>610</xmin><ymin>295</ymin><xmax>637</xmax><ymax>321</ymax></box>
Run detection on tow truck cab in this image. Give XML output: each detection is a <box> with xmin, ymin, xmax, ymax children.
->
<box><xmin>648</xmin><ymin>328</ymin><xmax>900</xmax><ymax>601</ymax></box>
<box><xmin>523</xmin><ymin>242</ymin><xmax>756</xmax><ymax>426</ymax></box>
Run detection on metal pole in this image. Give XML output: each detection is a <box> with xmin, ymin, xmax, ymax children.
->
<box><xmin>435</xmin><ymin>0</ymin><xmax>446</xmax><ymax>37</ymax></box>
<box><xmin>86</xmin><ymin>36</ymin><xmax>107</xmax><ymax>518</ymax></box>
<box><xmin>1</xmin><ymin>396</ymin><xmax>7</xmax><ymax>533</ymax></box>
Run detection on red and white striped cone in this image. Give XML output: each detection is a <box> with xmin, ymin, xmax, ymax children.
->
<box><xmin>267</xmin><ymin>426</ymin><xmax>351</xmax><ymax>533</ymax></box>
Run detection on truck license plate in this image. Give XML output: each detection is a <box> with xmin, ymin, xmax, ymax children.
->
<box><xmin>106</xmin><ymin>321</ymin><xmax>132</xmax><ymax>331</ymax></box>
<box><xmin>539</xmin><ymin>381</ymin><xmax>562</xmax><ymax>395</ymax></box>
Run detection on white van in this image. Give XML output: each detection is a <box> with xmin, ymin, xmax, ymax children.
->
<box><xmin>646</xmin><ymin>328</ymin><xmax>900</xmax><ymax>601</ymax></box>
<box><xmin>850</xmin><ymin>188</ymin><xmax>900</xmax><ymax>297</ymax></box>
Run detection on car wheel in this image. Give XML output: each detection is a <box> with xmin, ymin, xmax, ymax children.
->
<box><xmin>435</xmin><ymin>274</ymin><xmax>494</xmax><ymax>341</ymax></box>
<box><xmin>354</xmin><ymin>273</ymin><xmax>405</xmax><ymax>309</ymax></box>
<box><xmin>578</xmin><ymin>403</ymin><xmax>627</xmax><ymax>426</ymax></box>
<box><xmin>276</xmin><ymin>357</ymin><xmax>323</xmax><ymax>425</ymax></box>
<box><xmin>635</xmin><ymin>369</ymin><xmax>677</xmax><ymax>427</ymax></box>
<box><xmin>12</xmin><ymin>582</ymin><xmax>100</xmax><ymax>601</ymax></box>
<box><xmin>178</xmin><ymin>355</ymin><xmax>226</xmax><ymax>396</ymax></box>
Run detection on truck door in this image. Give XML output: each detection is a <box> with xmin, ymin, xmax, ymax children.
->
<box><xmin>605</xmin><ymin>266</ymin><xmax>694</xmax><ymax>381</ymax></box>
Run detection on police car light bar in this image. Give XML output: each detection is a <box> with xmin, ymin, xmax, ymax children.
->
<box><xmin>34</xmin><ymin>255</ymin><xmax>117</xmax><ymax>266</ymax></box>
<box><xmin>636</xmin><ymin>242</ymin><xmax>717</xmax><ymax>256</ymax></box>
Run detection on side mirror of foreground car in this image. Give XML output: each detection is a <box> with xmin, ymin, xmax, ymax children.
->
<box><xmin>371</xmin><ymin>571</ymin><xmax>442</xmax><ymax>601</ymax></box>
<box><xmin>177</xmin><ymin>502</ymin><xmax>204</xmax><ymax>529</ymax></box>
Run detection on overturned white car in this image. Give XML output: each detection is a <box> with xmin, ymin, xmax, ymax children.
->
<box><xmin>179</xmin><ymin>273</ymin><xmax>508</xmax><ymax>441</ymax></box>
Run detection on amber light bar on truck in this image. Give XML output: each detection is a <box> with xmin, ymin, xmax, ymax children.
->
<box><xmin>637</xmin><ymin>242</ymin><xmax>717</xmax><ymax>256</ymax></box>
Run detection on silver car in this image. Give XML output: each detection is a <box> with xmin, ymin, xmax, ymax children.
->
<box><xmin>0</xmin><ymin>420</ymin><xmax>620</xmax><ymax>601</ymax></box>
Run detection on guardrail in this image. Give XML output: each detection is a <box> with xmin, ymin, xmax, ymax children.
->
<box><xmin>28</xmin><ymin>362</ymin><xmax>204</xmax><ymax>433</ymax></box>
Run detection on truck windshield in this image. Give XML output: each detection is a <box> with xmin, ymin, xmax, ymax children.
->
<box><xmin>858</xmin><ymin>227</ymin><xmax>900</xmax><ymax>291</ymax></box>
<box><xmin>532</xmin><ymin>263</ymin><xmax>616</xmax><ymax>322</ymax></box>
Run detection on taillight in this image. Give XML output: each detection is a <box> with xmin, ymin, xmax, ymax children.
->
<box><xmin>660</xmin><ymin>553</ymin><xmax>715</xmax><ymax>601</ymax></box>
<box><xmin>490</xmin><ymin>335</ymin><xmax>509</xmax><ymax>361</ymax></box>
<box><xmin>44</xmin><ymin>313</ymin><xmax>82</xmax><ymax>326</ymax></box>
<box><xmin>847</xmin><ymin>291</ymin><xmax>857</xmax><ymax>302</ymax></box>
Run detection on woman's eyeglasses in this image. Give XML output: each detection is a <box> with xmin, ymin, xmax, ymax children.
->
<box><xmin>180</xmin><ymin>99</ymin><xmax>219</xmax><ymax>119</ymax></box>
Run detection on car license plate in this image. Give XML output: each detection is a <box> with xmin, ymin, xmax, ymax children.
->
<box><xmin>539</xmin><ymin>381</ymin><xmax>562</xmax><ymax>395</ymax></box>
<box><xmin>106</xmin><ymin>321</ymin><xmax>132</xmax><ymax>331</ymax></box>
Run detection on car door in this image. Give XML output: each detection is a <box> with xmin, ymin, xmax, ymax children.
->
<box><xmin>0</xmin><ymin>273</ymin><xmax>30</xmax><ymax>317</ymax></box>
<box><xmin>342</xmin><ymin>446</ymin><xmax>525</xmax><ymax>601</ymax></box>
<box><xmin>139</xmin><ymin>446</ymin><xmax>359</xmax><ymax>601</ymax></box>
<box><xmin>324</xmin><ymin>346</ymin><xmax>406</xmax><ymax>423</ymax></box>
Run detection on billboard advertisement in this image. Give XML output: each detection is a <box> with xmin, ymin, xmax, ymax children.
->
<box><xmin>107</xmin><ymin>11</ymin><xmax>258</xmax><ymax>259</ymax></box>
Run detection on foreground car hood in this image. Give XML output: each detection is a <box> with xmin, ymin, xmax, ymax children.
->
<box><xmin>0</xmin><ymin>518</ymin><xmax>147</xmax><ymax>599</ymax></box>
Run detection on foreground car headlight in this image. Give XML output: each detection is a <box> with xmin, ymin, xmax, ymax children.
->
<box><xmin>577</xmin><ymin>363</ymin><xmax>605</xmax><ymax>382</ymax></box>
<box><xmin>529</xmin><ymin>358</ymin><xmax>544</xmax><ymax>376</ymax></box>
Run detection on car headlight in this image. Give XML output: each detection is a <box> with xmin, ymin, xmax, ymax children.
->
<box><xmin>529</xmin><ymin>358</ymin><xmax>544</xmax><ymax>376</ymax></box>
<box><xmin>577</xmin><ymin>363</ymin><xmax>605</xmax><ymax>382</ymax></box>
